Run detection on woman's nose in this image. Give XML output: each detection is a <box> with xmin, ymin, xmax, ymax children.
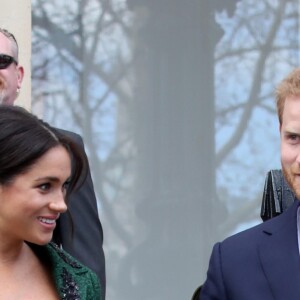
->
<box><xmin>49</xmin><ymin>192</ymin><xmax>67</xmax><ymax>213</ymax></box>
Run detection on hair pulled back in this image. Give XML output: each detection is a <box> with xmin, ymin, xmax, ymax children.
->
<box><xmin>0</xmin><ymin>105</ymin><xmax>87</xmax><ymax>196</ymax></box>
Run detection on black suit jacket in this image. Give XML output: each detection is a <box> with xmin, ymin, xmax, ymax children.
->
<box><xmin>53</xmin><ymin>129</ymin><xmax>106</xmax><ymax>299</ymax></box>
<box><xmin>201</xmin><ymin>200</ymin><xmax>300</xmax><ymax>300</ymax></box>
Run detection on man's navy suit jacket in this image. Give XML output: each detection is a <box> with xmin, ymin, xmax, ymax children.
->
<box><xmin>201</xmin><ymin>200</ymin><xmax>300</xmax><ymax>300</ymax></box>
<box><xmin>53</xmin><ymin>130</ymin><xmax>106</xmax><ymax>299</ymax></box>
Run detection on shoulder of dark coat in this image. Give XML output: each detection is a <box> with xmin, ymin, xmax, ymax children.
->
<box><xmin>221</xmin><ymin>199</ymin><xmax>299</xmax><ymax>247</ymax></box>
<box><xmin>55</xmin><ymin>128</ymin><xmax>84</xmax><ymax>146</ymax></box>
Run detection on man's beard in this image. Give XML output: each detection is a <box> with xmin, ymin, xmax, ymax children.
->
<box><xmin>282</xmin><ymin>166</ymin><xmax>300</xmax><ymax>200</ymax></box>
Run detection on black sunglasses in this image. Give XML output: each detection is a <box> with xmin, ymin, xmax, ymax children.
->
<box><xmin>0</xmin><ymin>54</ymin><xmax>18</xmax><ymax>69</ymax></box>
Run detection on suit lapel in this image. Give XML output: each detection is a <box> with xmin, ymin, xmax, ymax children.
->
<box><xmin>258</xmin><ymin>201</ymin><xmax>300</xmax><ymax>299</ymax></box>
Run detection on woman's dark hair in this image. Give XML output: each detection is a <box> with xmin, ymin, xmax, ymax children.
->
<box><xmin>0</xmin><ymin>105</ymin><xmax>87</xmax><ymax>197</ymax></box>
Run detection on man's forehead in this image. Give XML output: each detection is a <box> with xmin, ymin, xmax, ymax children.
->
<box><xmin>0</xmin><ymin>32</ymin><xmax>13</xmax><ymax>55</ymax></box>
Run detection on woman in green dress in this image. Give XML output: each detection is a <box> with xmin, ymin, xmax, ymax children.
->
<box><xmin>0</xmin><ymin>105</ymin><xmax>101</xmax><ymax>299</ymax></box>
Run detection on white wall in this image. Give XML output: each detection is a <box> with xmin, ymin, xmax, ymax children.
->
<box><xmin>0</xmin><ymin>1</ymin><xmax>31</xmax><ymax>109</ymax></box>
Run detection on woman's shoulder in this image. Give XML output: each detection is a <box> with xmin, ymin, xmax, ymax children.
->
<box><xmin>46</xmin><ymin>242</ymin><xmax>86</xmax><ymax>270</ymax></box>
<box><xmin>31</xmin><ymin>242</ymin><xmax>102</xmax><ymax>299</ymax></box>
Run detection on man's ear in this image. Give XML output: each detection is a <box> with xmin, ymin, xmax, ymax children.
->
<box><xmin>17</xmin><ymin>65</ymin><xmax>24</xmax><ymax>88</ymax></box>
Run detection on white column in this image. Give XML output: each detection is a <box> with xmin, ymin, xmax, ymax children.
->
<box><xmin>1</xmin><ymin>0</ymin><xmax>31</xmax><ymax>110</ymax></box>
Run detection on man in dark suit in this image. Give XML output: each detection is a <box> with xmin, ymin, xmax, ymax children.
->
<box><xmin>0</xmin><ymin>28</ymin><xmax>106</xmax><ymax>298</ymax></box>
<box><xmin>200</xmin><ymin>68</ymin><xmax>300</xmax><ymax>300</ymax></box>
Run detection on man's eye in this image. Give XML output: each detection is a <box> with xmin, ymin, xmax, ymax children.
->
<box><xmin>39</xmin><ymin>183</ymin><xmax>51</xmax><ymax>191</ymax></box>
<box><xmin>289</xmin><ymin>134</ymin><xmax>298</xmax><ymax>139</ymax></box>
<box><xmin>285</xmin><ymin>133</ymin><xmax>298</xmax><ymax>141</ymax></box>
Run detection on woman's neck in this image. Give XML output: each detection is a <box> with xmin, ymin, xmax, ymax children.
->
<box><xmin>0</xmin><ymin>240</ymin><xmax>30</xmax><ymax>266</ymax></box>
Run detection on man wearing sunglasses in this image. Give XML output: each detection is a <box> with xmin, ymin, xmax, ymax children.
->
<box><xmin>0</xmin><ymin>28</ymin><xmax>106</xmax><ymax>299</ymax></box>
<box><xmin>0</xmin><ymin>30</ymin><xmax>23</xmax><ymax>105</ymax></box>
